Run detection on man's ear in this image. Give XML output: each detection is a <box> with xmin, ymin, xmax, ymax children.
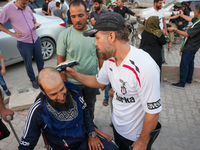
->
<box><xmin>108</xmin><ymin>31</ymin><xmax>116</xmax><ymax>43</ymax></box>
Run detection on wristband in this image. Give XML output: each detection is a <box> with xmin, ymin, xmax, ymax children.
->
<box><xmin>174</xmin><ymin>28</ymin><xmax>178</xmax><ymax>32</ymax></box>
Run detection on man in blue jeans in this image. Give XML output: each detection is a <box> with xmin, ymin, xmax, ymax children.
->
<box><xmin>168</xmin><ymin>3</ymin><xmax>200</xmax><ymax>88</ymax></box>
<box><xmin>0</xmin><ymin>0</ymin><xmax>44</xmax><ymax>89</ymax></box>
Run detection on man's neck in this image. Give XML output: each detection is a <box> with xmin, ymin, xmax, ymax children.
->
<box><xmin>114</xmin><ymin>42</ymin><xmax>130</xmax><ymax>66</ymax></box>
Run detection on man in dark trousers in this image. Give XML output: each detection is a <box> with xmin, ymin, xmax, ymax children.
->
<box><xmin>168</xmin><ymin>3</ymin><xmax>200</xmax><ymax>88</ymax></box>
<box><xmin>114</xmin><ymin>0</ymin><xmax>139</xmax><ymax>18</ymax></box>
<box><xmin>0</xmin><ymin>0</ymin><xmax>44</xmax><ymax>89</ymax></box>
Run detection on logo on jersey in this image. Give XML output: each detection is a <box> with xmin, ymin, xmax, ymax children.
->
<box><xmin>120</xmin><ymin>79</ymin><xmax>127</xmax><ymax>95</ymax></box>
<box><xmin>116</xmin><ymin>93</ymin><xmax>135</xmax><ymax>103</ymax></box>
<box><xmin>109</xmin><ymin>68</ymin><xmax>113</xmax><ymax>71</ymax></box>
<box><xmin>147</xmin><ymin>99</ymin><xmax>161</xmax><ymax>110</ymax></box>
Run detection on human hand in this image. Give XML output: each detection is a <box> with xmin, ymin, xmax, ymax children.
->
<box><xmin>0</xmin><ymin>108</ymin><xmax>14</xmax><ymax>122</ymax></box>
<box><xmin>11</xmin><ymin>32</ymin><xmax>22</xmax><ymax>38</ymax></box>
<box><xmin>131</xmin><ymin>140</ymin><xmax>148</xmax><ymax>150</ymax></box>
<box><xmin>34</xmin><ymin>22</ymin><xmax>41</xmax><ymax>30</ymax></box>
<box><xmin>167</xmin><ymin>27</ymin><xmax>176</xmax><ymax>32</ymax></box>
<box><xmin>178</xmin><ymin>22</ymin><xmax>183</xmax><ymax>25</ymax></box>
<box><xmin>179</xmin><ymin>10</ymin><xmax>183</xmax><ymax>17</ymax></box>
<box><xmin>88</xmin><ymin>136</ymin><xmax>104</xmax><ymax>150</ymax></box>
<box><xmin>61</xmin><ymin>60</ymin><xmax>78</xmax><ymax>79</ymax></box>
<box><xmin>108</xmin><ymin>88</ymin><xmax>114</xmax><ymax>97</ymax></box>
<box><xmin>0</xmin><ymin>68</ymin><xmax>6</xmax><ymax>76</ymax></box>
<box><xmin>164</xmin><ymin>30</ymin><xmax>168</xmax><ymax>36</ymax></box>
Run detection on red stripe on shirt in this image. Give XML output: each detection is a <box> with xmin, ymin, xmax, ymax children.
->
<box><xmin>122</xmin><ymin>64</ymin><xmax>141</xmax><ymax>87</ymax></box>
<box><xmin>108</xmin><ymin>59</ymin><xmax>115</xmax><ymax>63</ymax></box>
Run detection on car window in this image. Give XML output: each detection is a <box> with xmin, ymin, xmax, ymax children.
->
<box><xmin>1</xmin><ymin>21</ymin><xmax>12</xmax><ymax>30</ymax></box>
<box><xmin>32</xmin><ymin>0</ymin><xmax>45</xmax><ymax>8</ymax></box>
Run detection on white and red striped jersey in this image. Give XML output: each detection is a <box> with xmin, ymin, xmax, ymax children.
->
<box><xmin>96</xmin><ymin>45</ymin><xmax>162</xmax><ymax>141</ymax></box>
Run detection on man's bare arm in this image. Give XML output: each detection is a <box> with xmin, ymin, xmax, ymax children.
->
<box><xmin>90</xmin><ymin>18</ymin><xmax>96</xmax><ymax>26</ymax></box>
<box><xmin>131</xmin><ymin>113</ymin><xmax>159</xmax><ymax>150</ymax></box>
<box><xmin>162</xmin><ymin>18</ymin><xmax>168</xmax><ymax>36</ymax></box>
<box><xmin>0</xmin><ymin>93</ymin><xmax>14</xmax><ymax>122</ymax></box>
<box><xmin>64</xmin><ymin>65</ymin><xmax>105</xmax><ymax>89</ymax></box>
<box><xmin>57</xmin><ymin>54</ymin><xmax>67</xmax><ymax>81</ymax></box>
<box><xmin>168</xmin><ymin>27</ymin><xmax>189</xmax><ymax>37</ymax></box>
<box><xmin>179</xmin><ymin>10</ymin><xmax>193</xmax><ymax>22</ymax></box>
<box><xmin>0</xmin><ymin>23</ymin><xmax>22</xmax><ymax>38</ymax></box>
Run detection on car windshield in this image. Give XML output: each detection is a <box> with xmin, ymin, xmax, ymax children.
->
<box><xmin>32</xmin><ymin>0</ymin><xmax>45</xmax><ymax>8</ymax></box>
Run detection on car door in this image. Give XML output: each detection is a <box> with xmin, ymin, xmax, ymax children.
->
<box><xmin>0</xmin><ymin>21</ymin><xmax>23</xmax><ymax>66</ymax></box>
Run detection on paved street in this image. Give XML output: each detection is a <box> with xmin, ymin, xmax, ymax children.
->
<box><xmin>0</xmin><ymin>1</ymin><xmax>200</xmax><ymax>150</ymax></box>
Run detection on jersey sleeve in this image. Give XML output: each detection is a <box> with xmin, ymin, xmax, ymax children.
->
<box><xmin>57</xmin><ymin>30</ymin><xmax>68</xmax><ymax>56</ymax></box>
<box><xmin>18</xmin><ymin>103</ymin><xmax>41</xmax><ymax>150</ymax></box>
<box><xmin>96</xmin><ymin>61</ymin><xmax>110</xmax><ymax>85</ymax></box>
<box><xmin>137</xmin><ymin>63</ymin><xmax>162</xmax><ymax>114</ymax></box>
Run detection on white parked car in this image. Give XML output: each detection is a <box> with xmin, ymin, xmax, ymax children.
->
<box><xmin>0</xmin><ymin>9</ymin><xmax>66</xmax><ymax>66</ymax></box>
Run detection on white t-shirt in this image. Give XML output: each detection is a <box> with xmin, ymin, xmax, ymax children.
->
<box><xmin>48</xmin><ymin>1</ymin><xmax>57</xmax><ymax>16</ymax></box>
<box><xmin>145</xmin><ymin>7</ymin><xmax>165</xmax><ymax>29</ymax></box>
<box><xmin>96</xmin><ymin>46</ymin><xmax>162</xmax><ymax>141</ymax></box>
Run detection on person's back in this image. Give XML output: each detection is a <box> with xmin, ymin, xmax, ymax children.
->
<box><xmin>54</xmin><ymin>8</ymin><xmax>64</xmax><ymax>20</ymax></box>
<box><xmin>48</xmin><ymin>0</ymin><xmax>57</xmax><ymax>16</ymax></box>
<box><xmin>42</xmin><ymin>0</ymin><xmax>49</xmax><ymax>15</ymax></box>
<box><xmin>60</xmin><ymin>1</ymin><xmax>68</xmax><ymax>17</ymax></box>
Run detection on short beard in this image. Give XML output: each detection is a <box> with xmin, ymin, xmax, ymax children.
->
<box><xmin>95</xmin><ymin>6</ymin><xmax>100</xmax><ymax>11</ymax></box>
<box><xmin>46</xmin><ymin>90</ymin><xmax>73</xmax><ymax>111</ymax></box>
<box><xmin>156</xmin><ymin>5</ymin><xmax>161</xmax><ymax>10</ymax></box>
<box><xmin>100</xmin><ymin>38</ymin><xmax>115</xmax><ymax>60</ymax></box>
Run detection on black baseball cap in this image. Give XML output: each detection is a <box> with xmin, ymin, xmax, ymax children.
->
<box><xmin>83</xmin><ymin>12</ymin><xmax>127</xmax><ymax>37</ymax></box>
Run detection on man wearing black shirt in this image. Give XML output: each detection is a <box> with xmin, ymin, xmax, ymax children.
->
<box><xmin>114</xmin><ymin>0</ymin><xmax>139</xmax><ymax>18</ymax></box>
<box><xmin>168</xmin><ymin>3</ymin><xmax>200</xmax><ymax>88</ymax></box>
<box><xmin>42</xmin><ymin>0</ymin><xmax>49</xmax><ymax>16</ymax></box>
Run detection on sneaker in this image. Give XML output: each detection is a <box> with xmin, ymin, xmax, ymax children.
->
<box><xmin>186</xmin><ymin>81</ymin><xmax>192</xmax><ymax>84</ymax></box>
<box><xmin>171</xmin><ymin>82</ymin><xmax>185</xmax><ymax>88</ymax></box>
<box><xmin>5</xmin><ymin>90</ymin><xmax>11</xmax><ymax>96</ymax></box>
<box><xmin>32</xmin><ymin>80</ymin><xmax>39</xmax><ymax>89</ymax></box>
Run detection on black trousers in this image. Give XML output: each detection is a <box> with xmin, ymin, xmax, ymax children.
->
<box><xmin>113</xmin><ymin>126</ymin><xmax>134</xmax><ymax>150</ymax></box>
<box><xmin>0</xmin><ymin>119</ymin><xmax>10</xmax><ymax>140</ymax></box>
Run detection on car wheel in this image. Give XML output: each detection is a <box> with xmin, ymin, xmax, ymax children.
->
<box><xmin>134</xmin><ymin>2</ymin><xmax>139</xmax><ymax>8</ymax></box>
<box><xmin>41</xmin><ymin>38</ymin><xmax>55</xmax><ymax>61</ymax></box>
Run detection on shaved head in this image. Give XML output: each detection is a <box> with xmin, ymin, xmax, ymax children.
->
<box><xmin>37</xmin><ymin>67</ymin><xmax>72</xmax><ymax>110</ymax></box>
<box><xmin>37</xmin><ymin>67</ymin><xmax>61</xmax><ymax>92</ymax></box>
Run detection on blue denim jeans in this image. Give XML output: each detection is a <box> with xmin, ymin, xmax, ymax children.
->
<box><xmin>0</xmin><ymin>66</ymin><xmax>8</xmax><ymax>91</ymax></box>
<box><xmin>180</xmin><ymin>50</ymin><xmax>196</xmax><ymax>85</ymax></box>
<box><xmin>63</xmin><ymin>17</ymin><xmax>68</xmax><ymax>28</ymax></box>
<box><xmin>104</xmin><ymin>85</ymin><xmax>110</xmax><ymax>100</ymax></box>
<box><xmin>17</xmin><ymin>37</ymin><xmax>44</xmax><ymax>82</ymax></box>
